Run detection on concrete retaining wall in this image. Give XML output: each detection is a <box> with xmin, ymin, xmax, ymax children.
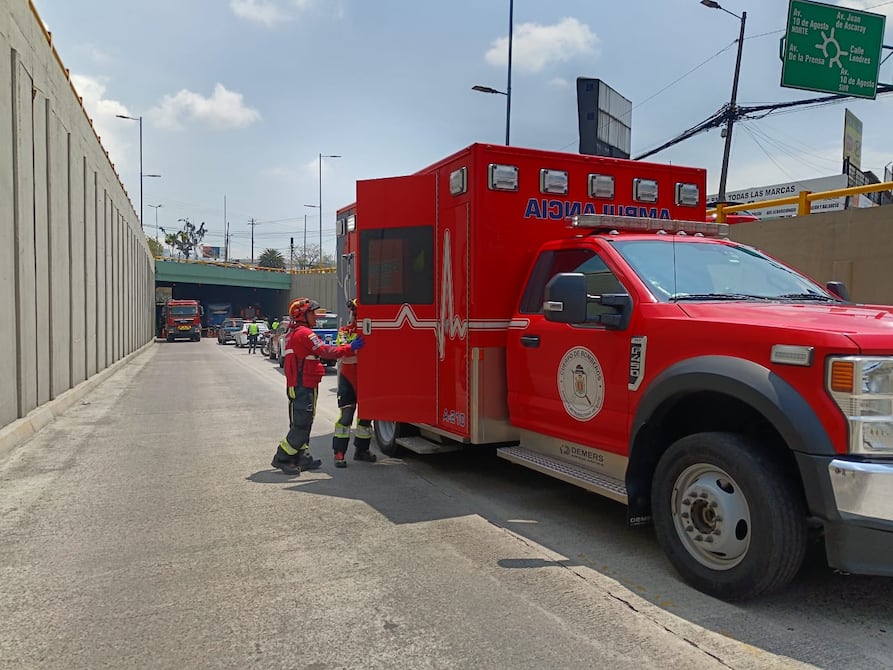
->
<box><xmin>0</xmin><ymin>1</ymin><xmax>154</xmax><ymax>433</ymax></box>
<box><xmin>729</xmin><ymin>206</ymin><xmax>893</xmax><ymax>305</ymax></box>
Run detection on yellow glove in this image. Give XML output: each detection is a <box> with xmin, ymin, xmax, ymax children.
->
<box><xmin>287</xmin><ymin>387</ymin><xmax>296</xmax><ymax>399</ymax></box>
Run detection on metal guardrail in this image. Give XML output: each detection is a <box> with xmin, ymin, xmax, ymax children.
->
<box><xmin>708</xmin><ymin>181</ymin><xmax>893</xmax><ymax>222</ymax></box>
<box><xmin>153</xmin><ymin>256</ymin><xmax>337</xmax><ymax>274</ymax></box>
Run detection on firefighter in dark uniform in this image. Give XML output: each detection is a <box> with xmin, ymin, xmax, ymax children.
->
<box><xmin>270</xmin><ymin>298</ymin><xmax>364</xmax><ymax>475</ymax></box>
<box><xmin>332</xmin><ymin>299</ymin><xmax>376</xmax><ymax>467</ymax></box>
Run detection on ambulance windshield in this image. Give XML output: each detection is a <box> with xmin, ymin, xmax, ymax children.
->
<box><xmin>613</xmin><ymin>239</ymin><xmax>837</xmax><ymax>302</ymax></box>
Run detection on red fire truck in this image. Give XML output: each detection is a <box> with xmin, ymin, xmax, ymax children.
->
<box><xmin>337</xmin><ymin>143</ymin><xmax>893</xmax><ymax>601</ymax></box>
<box><xmin>161</xmin><ymin>299</ymin><xmax>203</xmax><ymax>342</ymax></box>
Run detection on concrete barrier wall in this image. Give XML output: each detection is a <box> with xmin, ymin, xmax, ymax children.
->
<box><xmin>290</xmin><ymin>272</ymin><xmax>340</xmax><ymax>317</ymax></box>
<box><xmin>729</xmin><ymin>206</ymin><xmax>893</xmax><ymax>305</ymax></box>
<box><xmin>0</xmin><ymin>1</ymin><xmax>155</xmax><ymax>431</ymax></box>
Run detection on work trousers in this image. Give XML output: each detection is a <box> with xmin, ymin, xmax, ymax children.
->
<box><xmin>283</xmin><ymin>385</ymin><xmax>318</xmax><ymax>454</ymax></box>
<box><xmin>332</xmin><ymin>374</ymin><xmax>372</xmax><ymax>454</ymax></box>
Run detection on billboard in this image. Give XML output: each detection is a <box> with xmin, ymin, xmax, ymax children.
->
<box><xmin>576</xmin><ymin>78</ymin><xmax>631</xmax><ymax>158</ymax></box>
<box><xmin>710</xmin><ymin>175</ymin><xmax>849</xmax><ymax>218</ymax></box>
<box><xmin>843</xmin><ymin>108</ymin><xmax>863</xmax><ymax>170</ymax></box>
<box><xmin>201</xmin><ymin>245</ymin><xmax>221</xmax><ymax>258</ymax></box>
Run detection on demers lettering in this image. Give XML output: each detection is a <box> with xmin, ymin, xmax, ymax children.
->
<box><xmin>524</xmin><ymin>198</ymin><xmax>670</xmax><ymax>220</ymax></box>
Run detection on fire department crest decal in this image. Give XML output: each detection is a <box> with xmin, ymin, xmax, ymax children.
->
<box><xmin>557</xmin><ymin>347</ymin><xmax>605</xmax><ymax>421</ymax></box>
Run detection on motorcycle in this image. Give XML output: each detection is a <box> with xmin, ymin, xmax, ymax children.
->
<box><xmin>259</xmin><ymin>331</ymin><xmax>271</xmax><ymax>357</ymax></box>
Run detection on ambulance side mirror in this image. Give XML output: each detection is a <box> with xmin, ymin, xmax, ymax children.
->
<box><xmin>826</xmin><ymin>281</ymin><xmax>850</xmax><ymax>301</ymax></box>
<box><xmin>544</xmin><ymin>273</ymin><xmax>588</xmax><ymax>323</ymax></box>
<box><xmin>544</xmin><ymin>273</ymin><xmax>632</xmax><ymax>330</ymax></box>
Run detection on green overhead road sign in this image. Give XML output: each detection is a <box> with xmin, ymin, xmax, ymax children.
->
<box><xmin>781</xmin><ymin>0</ymin><xmax>886</xmax><ymax>99</ymax></box>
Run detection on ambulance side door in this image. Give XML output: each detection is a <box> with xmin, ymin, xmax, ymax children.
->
<box><xmin>355</xmin><ymin>174</ymin><xmax>439</xmax><ymax>425</ymax></box>
<box><xmin>507</xmin><ymin>247</ymin><xmax>632</xmax><ymax>456</ymax></box>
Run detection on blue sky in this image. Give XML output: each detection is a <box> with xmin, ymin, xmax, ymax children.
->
<box><xmin>32</xmin><ymin>0</ymin><xmax>893</xmax><ymax>261</ymax></box>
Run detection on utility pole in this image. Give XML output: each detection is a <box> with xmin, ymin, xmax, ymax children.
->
<box><xmin>248</xmin><ymin>217</ymin><xmax>257</xmax><ymax>264</ymax></box>
<box><xmin>290</xmin><ymin>237</ymin><xmax>295</xmax><ymax>274</ymax></box>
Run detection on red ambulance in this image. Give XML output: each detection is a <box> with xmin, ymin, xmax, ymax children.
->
<box><xmin>336</xmin><ymin>143</ymin><xmax>893</xmax><ymax>601</ymax></box>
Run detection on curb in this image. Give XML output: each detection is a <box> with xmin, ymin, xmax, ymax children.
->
<box><xmin>0</xmin><ymin>341</ymin><xmax>156</xmax><ymax>463</ymax></box>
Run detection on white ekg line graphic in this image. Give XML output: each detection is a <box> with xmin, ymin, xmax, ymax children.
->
<box><xmin>365</xmin><ymin>229</ymin><xmax>529</xmax><ymax>359</ymax></box>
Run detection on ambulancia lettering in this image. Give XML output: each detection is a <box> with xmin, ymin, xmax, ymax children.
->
<box><xmin>523</xmin><ymin>198</ymin><xmax>670</xmax><ymax>220</ymax></box>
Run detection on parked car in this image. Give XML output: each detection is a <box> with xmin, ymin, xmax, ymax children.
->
<box><xmin>270</xmin><ymin>317</ymin><xmax>291</xmax><ymax>365</ymax></box>
<box><xmin>313</xmin><ymin>312</ymin><xmax>341</xmax><ymax>367</ymax></box>
<box><xmin>216</xmin><ymin>317</ymin><xmax>244</xmax><ymax>345</ymax></box>
<box><xmin>233</xmin><ymin>320</ymin><xmax>270</xmax><ymax>348</ymax></box>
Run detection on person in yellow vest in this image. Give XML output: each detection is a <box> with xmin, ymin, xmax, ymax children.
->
<box><xmin>331</xmin><ymin>299</ymin><xmax>376</xmax><ymax>467</ymax></box>
<box><xmin>247</xmin><ymin>318</ymin><xmax>260</xmax><ymax>354</ymax></box>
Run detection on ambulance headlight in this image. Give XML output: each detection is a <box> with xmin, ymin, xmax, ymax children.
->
<box><xmin>675</xmin><ymin>182</ymin><xmax>700</xmax><ymax>207</ymax></box>
<box><xmin>488</xmin><ymin>164</ymin><xmax>519</xmax><ymax>191</ymax></box>
<box><xmin>633</xmin><ymin>178</ymin><xmax>658</xmax><ymax>203</ymax></box>
<box><xmin>540</xmin><ymin>169</ymin><xmax>568</xmax><ymax>195</ymax></box>
<box><xmin>827</xmin><ymin>357</ymin><xmax>893</xmax><ymax>455</ymax></box>
<box><xmin>588</xmin><ymin>174</ymin><xmax>615</xmax><ymax>199</ymax></box>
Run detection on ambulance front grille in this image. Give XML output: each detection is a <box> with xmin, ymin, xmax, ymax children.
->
<box><xmin>497</xmin><ymin>446</ymin><xmax>628</xmax><ymax>504</ymax></box>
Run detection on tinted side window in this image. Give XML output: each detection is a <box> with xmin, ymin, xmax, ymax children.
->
<box><xmin>359</xmin><ymin>226</ymin><xmax>434</xmax><ymax>305</ymax></box>
<box><xmin>519</xmin><ymin>248</ymin><xmax>627</xmax><ymax>320</ymax></box>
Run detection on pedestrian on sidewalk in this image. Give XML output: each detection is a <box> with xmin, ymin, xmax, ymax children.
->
<box><xmin>270</xmin><ymin>297</ymin><xmax>365</xmax><ymax>475</ymax></box>
<box><xmin>332</xmin><ymin>299</ymin><xmax>376</xmax><ymax>468</ymax></box>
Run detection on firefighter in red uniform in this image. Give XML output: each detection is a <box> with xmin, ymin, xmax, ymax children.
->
<box><xmin>332</xmin><ymin>299</ymin><xmax>376</xmax><ymax>467</ymax></box>
<box><xmin>270</xmin><ymin>297</ymin><xmax>365</xmax><ymax>475</ymax></box>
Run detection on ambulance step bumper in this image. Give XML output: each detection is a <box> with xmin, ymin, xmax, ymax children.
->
<box><xmin>396</xmin><ymin>436</ymin><xmax>462</xmax><ymax>454</ymax></box>
<box><xmin>497</xmin><ymin>446</ymin><xmax>628</xmax><ymax>504</ymax></box>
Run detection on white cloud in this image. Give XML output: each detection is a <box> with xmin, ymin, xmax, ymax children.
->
<box><xmin>150</xmin><ymin>84</ymin><xmax>261</xmax><ymax>130</ymax></box>
<box><xmin>548</xmin><ymin>77</ymin><xmax>571</xmax><ymax>88</ymax></box>
<box><xmin>485</xmin><ymin>17</ymin><xmax>598</xmax><ymax>73</ymax></box>
<box><xmin>836</xmin><ymin>1</ymin><xmax>893</xmax><ymax>22</ymax></box>
<box><xmin>69</xmin><ymin>74</ymin><xmax>132</xmax><ymax>169</ymax></box>
<box><xmin>230</xmin><ymin>0</ymin><xmax>291</xmax><ymax>27</ymax></box>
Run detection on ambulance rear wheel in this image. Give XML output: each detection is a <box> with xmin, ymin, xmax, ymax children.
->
<box><xmin>651</xmin><ymin>432</ymin><xmax>807</xmax><ymax>601</ymax></box>
<box><xmin>373</xmin><ymin>420</ymin><xmax>404</xmax><ymax>457</ymax></box>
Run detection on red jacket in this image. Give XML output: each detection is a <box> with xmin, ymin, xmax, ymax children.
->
<box><xmin>284</xmin><ymin>325</ymin><xmax>352</xmax><ymax>389</ymax></box>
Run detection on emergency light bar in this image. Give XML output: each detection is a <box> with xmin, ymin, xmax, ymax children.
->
<box><xmin>571</xmin><ymin>214</ymin><xmax>729</xmax><ymax>238</ymax></box>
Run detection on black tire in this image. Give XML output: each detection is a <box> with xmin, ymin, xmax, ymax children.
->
<box><xmin>651</xmin><ymin>432</ymin><xmax>807</xmax><ymax>601</ymax></box>
<box><xmin>166</xmin><ymin>335</ymin><xmax>174</xmax><ymax>343</ymax></box>
<box><xmin>373</xmin><ymin>420</ymin><xmax>404</xmax><ymax>457</ymax></box>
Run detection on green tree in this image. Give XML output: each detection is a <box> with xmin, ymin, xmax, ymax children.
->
<box><xmin>146</xmin><ymin>236</ymin><xmax>164</xmax><ymax>257</ymax></box>
<box><xmin>160</xmin><ymin>218</ymin><xmax>206</xmax><ymax>259</ymax></box>
<box><xmin>293</xmin><ymin>244</ymin><xmax>335</xmax><ymax>270</ymax></box>
<box><xmin>258</xmin><ymin>248</ymin><xmax>286</xmax><ymax>268</ymax></box>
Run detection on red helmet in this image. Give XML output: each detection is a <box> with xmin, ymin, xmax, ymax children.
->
<box><xmin>289</xmin><ymin>297</ymin><xmax>319</xmax><ymax>322</ymax></box>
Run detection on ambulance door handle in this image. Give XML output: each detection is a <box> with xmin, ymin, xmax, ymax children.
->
<box><xmin>520</xmin><ymin>335</ymin><xmax>540</xmax><ymax>348</ymax></box>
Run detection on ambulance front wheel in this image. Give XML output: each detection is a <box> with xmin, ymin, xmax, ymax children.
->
<box><xmin>373</xmin><ymin>420</ymin><xmax>404</xmax><ymax>457</ymax></box>
<box><xmin>650</xmin><ymin>431</ymin><xmax>807</xmax><ymax>601</ymax></box>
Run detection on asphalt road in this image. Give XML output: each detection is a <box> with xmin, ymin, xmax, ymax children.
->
<box><xmin>0</xmin><ymin>338</ymin><xmax>890</xmax><ymax>669</ymax></box>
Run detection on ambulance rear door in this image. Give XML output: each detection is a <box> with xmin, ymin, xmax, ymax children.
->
<box><xmin>355</xmin><ymin>174</ymin><xmax>439</xmax><ymax>425</ymax></box>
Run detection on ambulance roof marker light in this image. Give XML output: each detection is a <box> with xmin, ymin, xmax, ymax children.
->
<box><xmin>571</xmin><ymin>214</ymin><xmax>729</xmax><ymax>238</ymax></box>
<box><xmin>540</xmin><ymin>169</ymin><xmax>568</xmax><ymax>195</ymax></box>
<box><xmin>488</xmin><ymin>163</ymin><xmax>519</xmax><ymax>191</ymax></box>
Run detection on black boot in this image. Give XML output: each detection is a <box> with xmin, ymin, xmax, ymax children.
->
<box><xmin>271</xmin><ymin>446</ymin><xmax>300</xmax><ymax>475</ymax></box>
<box><xmin>353</xmin><ymin>449</ymin><xmax>377</xmax><ymax>462</ymax></box>
<box><xmin>296</xmin><ymin>450</ymin><xmax>322</xmax><ymax>471</ymax></box>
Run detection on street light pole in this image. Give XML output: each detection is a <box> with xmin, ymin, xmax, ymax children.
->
<box><xmin>505</xmin><ymin>0</ymin><xmax>513</xmax><ymax>146</ymax></box>
<box><xmin>700</xmin><ymin>1</ymin><xmax>746</xmax><ymax>202</ymax></box>
<box><xmin>116</xmin><ymin>114</ymin><xmax>161</xmax><ymax>228</ymax></box>
<box><xmin>318</xmin><ymin>153</ymin><xmax>341</xmax><ymax>268</ymax></box>
<box><xmin>472</xmin><ymin>0</ymin><xmax>513</xmax><ymax>145</ymax></box>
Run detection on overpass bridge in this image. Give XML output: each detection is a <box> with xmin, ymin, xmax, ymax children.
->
<box><xmin>153</xmin><ymin>258</ymin><xmax>336</xmax><ymax>332</ymax></box>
